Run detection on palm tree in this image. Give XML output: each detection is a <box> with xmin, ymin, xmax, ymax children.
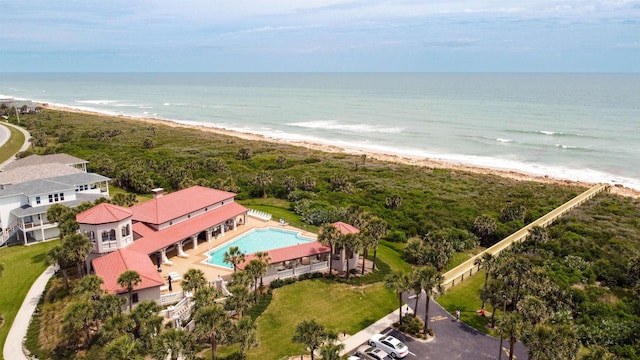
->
<box><xmin>194</xmin><ymin>304</ymin><xmax>231</xmax><ymax>360</ymax></box>
<box><xmin>74</xmin><ymin>274</ymin><xmax>105</xmax><ymax>301</ymax></box>
<box><xmin>385</xmin><ymin>271</ymin><xmax>411</xmax><ymax>324</ymax></box>
<box><xmin>255</xmin><ymin>251</ymin><xmax>271</xmax><ymax>287</ymax></box>
<box><xmin>317</xmin><ymin>224</ymin><xmax>341</xmax><ymax>275</ymax></box>
<box><xmin>96</xmin><ymin>293</ymin><xmax>127</xmax><ymax>322</ymax></box>
<box><xmin>473</xmin><ymin>214</ymin><xmax>497</xmax><ymax>246</ymax></box>
<box><xmin>234</xmin><ymin>317</ymin><xmax>258</xmax><ymax>358</ymax></box>
<box><xmin>97</xmin><ymin>313</ymin><xmax>136</xmax><ymax>345</ymax></box>
<box><xmin>255</xmin><ymin>170</ymin><xmax>273</xmax><ymax>198</ymax></box>
<box><xmin>301</xmin><ymin>175</ymin><xmax>316</xmax><ymax>191</ymax></box>
<box><xmin>362</xmin><ymin>217</ymin><xmax>388</xmax><ymax>270</ymax></box>
<box><xmin>192</xmin><ymin>285</ymin><xmax>220</xmax><ymax>315</ymax></box>
<box><xmin>245</xmin><ymin>259</ymin><xmax>267</xmax><ymax>303</ymax></box>
<box><xmin>474</xmin><ymin>252</ymin><xmax>495</xmax><ymax>309</ymax></box>
<box><xmin>319</xmin><ymin>342</ymin><xmax>344</xmax><ymax>360</ymax></box>
<box><xmin>152</xmin><ymin>328</ymin><xmax>197</xmax><ymax>360</ymax></box>
<box><xmin>224</xmin><ymin>284</ymin><xmax>251</xmax><ymax>318</ymax></box>
<box><xmin>105</xmin><ymin>335</ymin><xmax>143</xmax><ymax>360</ymax></box>
<box><xmin>182</xmin><ymin>268</ymin><xmax>207</xmax><ymax>293</ymax></box>
<box><xmin>276</xmin><ymin>155</ymin><xmax>287</xmax><ymax>168</ymax></box>
<box><xmin>292</xmin><ymin>319</ymin><xmax>334</xmax><ymax>360</ymax></box>
<box><xmin>283</xmin><ymin>175</ymin><xmax>297</xmax><ymax>193</ymax></box>
<box><xmin>496</xmin><ymin>312</ymin><xmax>524</xmax><ymax>360</ymax></box>
<box><xmin>117</xmin><ymin>270</ymin><xmax>142</xmax><ymax>311</ymax></box>
<box><xmin>62</xmin><ymin>233</ymin><xmax>92</xmax><ymax>277</ymax></box>
<box><xmin>130</xmin><ymin>300</ymin><xmax>163</xmax><ymax>352</ymax></box>
<box><xmin>223</xmin><ymin>246</ymin><xmax>246</xmax><ymax>272</ymax></box>
<box><xmin>46</xmin><ymin>245</ymin><xmax>71</xmax><ymax>289</ymax></box>
<box><xmin>528</xmin><ymin>226</ymin><xmax>549</xmax><ymax>254</ymax></box>
<box><xmin>413</xmin><ymin>265</ymin><xmax>444</xmax><ymax>334</ymax></box>
<box><xmin>525</xmin><ymin>323</ymin><xmax>579</xmax><ymax>360</ymax></box>
<box><xmin>64</xmin><ymin>301</ymin><xmax>95</xmax><ymax>348</ymax></box>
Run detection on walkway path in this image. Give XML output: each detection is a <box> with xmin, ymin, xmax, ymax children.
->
<box><xmin>442</xmin><ymin>182</ymin><xmax>609</xmax><ymax>289</ymax></box>
<box><xmin>3</xmin><ymin>266</ymin><xmax>56</xmax><ymax>360</ymax></box>
<box><xmin>1</xmin><ymin>121</ymin><xmax>36</xmax><ymax>360</ymax></box>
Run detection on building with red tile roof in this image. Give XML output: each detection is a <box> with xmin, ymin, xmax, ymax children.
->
<box><xmin>331</xmin><ymin>221</ymin><xmax>360</xmax><ymax>235</ymax></box>
<box><xmin>92</xmin><ymin>248</ymin><xmax>164</xmax><ymax>295</ymax></box>
<box><xmin>77</xmin><ymin>186</ymin><xmax>249</xmax><ymax>307</ymax></box>
<box><xmin>77</xmin><ymin>203</ymin><xmax>132</xmax><ymax>224</ymax></box>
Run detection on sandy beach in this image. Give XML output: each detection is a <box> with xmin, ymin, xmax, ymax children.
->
<box><xmin>42</xmin><ymin>103</ymin><xmax>640</xmax><ymax>199</ymax></box>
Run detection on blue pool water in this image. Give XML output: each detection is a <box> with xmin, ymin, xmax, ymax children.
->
<box><xmin>205</xmin><ymin>227</ymin><xmax>315</xmax><ymax>268</ymax></box>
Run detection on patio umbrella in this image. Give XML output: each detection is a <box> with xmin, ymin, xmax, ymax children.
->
<box><xmin>168</xmin><ymin>275</ymin><xmax>173</xmax><ymax>292</ymax></box>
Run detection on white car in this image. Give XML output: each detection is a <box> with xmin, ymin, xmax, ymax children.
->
<box><xmin>368</xmin><ymin>334</ymin><xmax>409</xmax><ymax>359</ymax></box>
<box><xmin>353</xmin><ymin>345</ymin><xmax>390</xmax><ymax>360</ymax></box>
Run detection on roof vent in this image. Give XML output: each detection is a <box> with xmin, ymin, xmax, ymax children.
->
<box><xmin>151</xmin><ymin>188</ymin><xmax>164</xmax><ymax>199</ymax></box>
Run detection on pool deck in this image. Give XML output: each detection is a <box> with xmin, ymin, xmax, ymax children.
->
<box><xmin>157</xmin><ymin>217</ymin><xmax>317</xmax><ymax>292</ymax></box>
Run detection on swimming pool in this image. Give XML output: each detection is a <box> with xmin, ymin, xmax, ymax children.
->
<box><xmin>204</xmin><ymin>227</ymin><xmax>315</xmax><ymax>268</ymax></box>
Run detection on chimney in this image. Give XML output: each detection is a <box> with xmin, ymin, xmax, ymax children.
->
<box><xmin>152</xmin><ymin>188</ymin><xmax>164</xmax><ymax>199</ymax></box>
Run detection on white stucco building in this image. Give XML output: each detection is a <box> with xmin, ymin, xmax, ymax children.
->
<box><xmin>0</xmin><ymin>154</ymin><xmax>109</xmax><ymax>246</ymax></box>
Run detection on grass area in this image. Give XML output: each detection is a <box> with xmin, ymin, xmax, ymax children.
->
<box><xmin>247</xmin><ymin>279</ymin><xmax>396</xmax><ymax>359</ymax></box>
<box><xmin>238</xmin><ymin>198</ymin><xmax>319</xmax><ymax>233</ymax></box>
<box><xmin>436</xmin><ymin>269</ymin><xmax>496</xmax><ymax>336</ymax></box>
<box><xmin>444</xmin><ymin>252</ymin><xmax>473</xmax><ymax>272</ymax></box>
<box><xmin>0</xmin><ymin>241</ymin><xmax>59</xmax><ymax>360</ymax></box>
<box><xmin>0</xmin><ymin>123</ymin><xmax>25</xmax><ymax>164</ymax></box>
<box><xmin>376</xmin><ymin>241</ymin><xmax>411</xmax><ymax>273</ymax></box>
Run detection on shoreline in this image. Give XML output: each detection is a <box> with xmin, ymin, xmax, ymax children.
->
<box><xmin>41</xmin><ymin>103</ymin><xmax>640</xmax><ymax>199</ymax></box>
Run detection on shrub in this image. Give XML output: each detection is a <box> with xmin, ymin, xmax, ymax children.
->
<box><xmin>269</xmin><ymin>277</ymin><xmax>297</xmax><ymax>289</ymax></box>
<box><xmin>384</xmin><ymin>230</ymin><xmax>407</xmax><ymax>243</ymax></box>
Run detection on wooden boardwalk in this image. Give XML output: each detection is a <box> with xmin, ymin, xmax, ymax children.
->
<box><xmin>441</xmin><ymin>183</ymin><xmax>609</xmax><ymax>289</ymax></box>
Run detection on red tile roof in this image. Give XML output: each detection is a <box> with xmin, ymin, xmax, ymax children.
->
<box><xmin>130</xmin><ymin>186</ymin><xmax>237</xmax><ymax>225</ymax></box>
<box><xmin>76</xmin><ymin>203</ymin><xmax>132</xmax><ymax>224</ymax></box>
<box><xmin>332</xmin><ymin>221</ymin><xmax>360</xmax><ymax>234</ymax></box>
<box><xmin>128</xmin><ymin>202</ymin><xmax>248</xmax><ymax>255</ymax></box>
<box><xmin>132</xmin><ymin>222</ymin><xmax>157</xmax><ymax>238</ymax></box>
<box><xmin>92</xmin><ymin>249</ymin><xmax>164</xmax><ymax>294</ymax></box>
<box><xmin>238</xmin><ymin>241</ymin><xmax>330</xmax><ymax>269</ymax></box>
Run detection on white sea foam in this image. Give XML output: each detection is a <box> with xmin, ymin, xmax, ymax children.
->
<box><xmin>75</xmin><ymin>99</ymin><xmax>122</xmax><ymax>105</ymax></box>
<box><xmin>288</xmin><ymin>120</ymin><xmax>403</xmax><ymax>134</ymax></box>
<box><xmin>539</xmin><ymin>130</ymin><xmax>557</xmax><ymax>135</ymax></box>
<box><xmin>496</xmin><ymin>138</ymin><xmax>512</xmax><ymax>143</ymax></box>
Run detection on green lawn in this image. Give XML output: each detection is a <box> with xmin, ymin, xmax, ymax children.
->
<box><xmin>246</xmin><ymin>279</ymin><xmax>396</xmax><ymax>359</ymax></box>
<box><xmin>0</xmin><ymin>241</ymin><xmax>59</xmax><ymax>360</ymax></box>
<box><xmin>436</xmin><ymin>269</ymin><xmax>497</xmax><ymax>336</ymax></box>
<box><xmin>376</xmin><ymin>241</ymin><xmax>411</xmax><ymax>273</ymax></box>
<box><xmin>0</xmin><ymin>124</ymin><xmax>25</xmax><ymax>164</ymax></box>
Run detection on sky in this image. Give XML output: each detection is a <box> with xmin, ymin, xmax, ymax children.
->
<box><xmin>1</xmin><ymin>0</ymin><xmax>638</xmax><ymax>72</ymax></box>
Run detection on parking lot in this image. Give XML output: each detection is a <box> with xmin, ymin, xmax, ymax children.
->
<box><xmin>347</xmin><ymin>296</ymin><xmax>528</xmax><ymax>360</ymax></box>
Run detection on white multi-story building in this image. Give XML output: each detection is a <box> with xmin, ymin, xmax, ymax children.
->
<box><xmin>0</xmin><ymin>154</ymin><xmax>109</xmax><ymax>246</ymax></box>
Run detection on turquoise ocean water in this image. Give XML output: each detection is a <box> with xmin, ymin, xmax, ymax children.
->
<box><xmin>1</xmin><ymin>73</ymin><xmax>639</xmax><ymax>190</ymax></box>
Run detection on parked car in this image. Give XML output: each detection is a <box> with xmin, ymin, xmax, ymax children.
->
<box><xmin>368</xmin><ymin>334</ymin><xmax>409</xmax><ymax>358</ymax></box>
<box><xmin>353</xmin><ymin>344</ymin><xmax>391</xmax><ymax>360</ymax></box>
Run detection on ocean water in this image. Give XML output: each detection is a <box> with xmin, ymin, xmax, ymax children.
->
<box><xmin>1</xmin><ymin>73</ymin><xmax>639</xmax><ymax>190</ymax></box>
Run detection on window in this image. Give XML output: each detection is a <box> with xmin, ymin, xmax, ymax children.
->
<box><xmin>35</xmin><ymin>196</ymin><xmax>41</xmax><ymax>205</ymax></box>
<box><xmin>121</xmin><ymin>224</ymin><xmax>130</xmax><ymax>237</ymax></box>
<box><xmin>48</xmin><ymin>195</ymin><xmax>53</xmax><ymax>203</ymax></box>
<box><xmin>132</xmin><ymin>293</ymin><xmax>139</xmax><ymax>304</ymax></box>
<box><xmin>48</xmin><ymin>193</ymin><xmax>65</xmax><ymax>203</ymax></box>
<box><xmin>109</xmin><ymin>229</ymin><xmax>116</xmax><ymax>241</ymax></box>
<box><xmin>102</xmin><ymin>231</ymin><xmax>109</xmax><ymax>242</ymax></box>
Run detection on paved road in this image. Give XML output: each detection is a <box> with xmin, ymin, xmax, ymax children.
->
<box><xmin>0</xmin><ymin>124</ymin><xmax>10</xmax><ymax>148</ymax></box>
